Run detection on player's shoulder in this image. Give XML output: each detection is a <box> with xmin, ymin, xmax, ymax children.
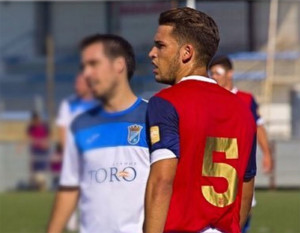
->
<box><xmin>148</xmin><ymin>87</ymin><xmax>178</xmax><ymax>109</ymax></box>
<box><xmin>234</xmin><ymin>95</ymin><xmax>257</xmax><ymax>128</ymax></box>
<box><xmin>215</xmin><ymin>88</ymin><xmax>254</xmax><ymax>117</ymax></box>
<box><xmin>60</xmin><ymin>95</ymin><xmax>80</xmax><ymax>111</ymax></box>
<box><xmin>65</xmin><ymin>94</ymin><xmax>79</xmax><ymax>104</ymax></box>
<box><xmin>153</xmin><ymin>84</ymin><xmax>182</xmax><ymax>101</ymax></box>
<box><xmin>70</xmin><ymin>97</ymin><xmax>147</xmax><ymax>134</ymax></box>
<box><xmin>148</xmin><ymin>94</ymin><xmax>173</xmax><ymax>111</ymax></box>
<box><xmin>121</xmin><ymin>97</ymin><xmax>148</xmax><ymax>122</ymax></box>
<box><xmin>58</xmin><ymin>94</ymin><xmax>76</xmax><ymax>107</ymax></box>
<box><xmin>155</xmin><ymin>85</ymin><xmax>172</xmax><ymax>96</ymax></box>
<box><xmin>139</xmin><ymin>98</ymin><xmax>148</xmax><ymax>108</ymax></box>
<box><xmin>152</xmin><ymin>79</ymin><xmax>234</xmax><ymax>105</ymax></box>
<box><xmin>70</xmin><ymin>105</ymin><xmax>101</xmax><ymax>134</ymax></box>
<box><xmin>236</xmin><ymin>90</ymin><xmax>255</xmax><ymax>100</ymax></box>
<box><xmin>125</xmin><ymin>98</ymin><xmax>148</xmax><ymax>121</ymax></box>
<box><xmin>236</xmin><ymin>90</ymin><xmax>258</xmax><ymax>108</ymax></box>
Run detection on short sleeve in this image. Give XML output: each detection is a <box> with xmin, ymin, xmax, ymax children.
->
<box><xmin>244</xmin><ymin>133</ymin><xmax>257</xmax><ymax>180</ymax></box>
<box><xmin>146</xmin><ymin>96</ymin><xmax>180</xmax><ymax>164</ymax></box>
<box><xmin>250</xmin><ymin>97</ymin><xmax>264</xmax><ymax>126</ymax></box>
<box><xmin>56</xmin><ymin>100</ymin><xmax>71</xmax><ymax>127</ymax></box>
<box><xmin>59</xmin><ymin>129</ymin><xmax>80</xmax><ymax>186</ymax></box>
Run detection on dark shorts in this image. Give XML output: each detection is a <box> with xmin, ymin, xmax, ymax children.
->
<box><xmin>31</xmin><ymin>147</ymin><xmax>48</xmax><ymax>172</ymax></box>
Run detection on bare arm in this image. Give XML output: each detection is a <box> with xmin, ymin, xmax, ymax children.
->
<box><xmin>56</xmin><ymin>99</ymin><xmax>69</xmax><ymax>148</ymax></box>
<box><xmin>144</xmin><ymin>159</ymin><xmax>178</xmax><ymax>233</ymax></box>
<box><xmin>58</xmin><ymin>126</ymin><xmax>67</xmax><ymax>148</ymax></box>
<box><xmin>240</xmin><ymin>178</ymin><xmax>254</xmax><ymax>228</ymax></box>
<box><xmin>257</xmin><ymin>125</ymin><xmax>273</xmax><ymax>173</ymax></box>
<box><xmin>47</xmin><ymin>187</ymin><xmax>79</xmax><ymax>233</ymax></box>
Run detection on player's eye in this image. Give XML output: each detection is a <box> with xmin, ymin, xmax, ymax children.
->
<box><xmin>88</xmin><ymin>60</ymin><xmax>98</xmax><ymax>67</ymax></box>
<box><xmin>154</xmin><ymin>42</ymin><xmax>164</xmax><ymax>49</ymax></box>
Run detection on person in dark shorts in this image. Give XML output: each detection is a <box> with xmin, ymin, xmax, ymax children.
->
<box><xmin>27</xmin><ymin>111</ymin><xmax>50</xmax><ymax>191</ymax></box>
<box><xmin>50</xmin><ymin>142</ymin><xmax>63</xmax><ymax>190</ymax></box>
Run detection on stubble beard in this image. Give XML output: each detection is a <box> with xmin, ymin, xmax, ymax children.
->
<box><xmin>157</xmin><ymin>51</ymin><xmax>180</xmax><ymax>85</ymax></box>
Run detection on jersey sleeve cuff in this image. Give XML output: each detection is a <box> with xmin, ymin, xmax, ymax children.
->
<box><xmin>151</xmin><ymin>149</ymin><xmax>177</xmax><ymax>165</ymax></box>
<box><xmin>59</xmin><ymin>178</ymin><xmax>79</xmax><ymax>187</ymax></box>
<box><xmin>243</xmin><ymin>170</ymin><xmax>256</xmax><ymax>181</ymax></box>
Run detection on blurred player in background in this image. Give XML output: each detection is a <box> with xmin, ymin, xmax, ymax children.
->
<box><xmin>209</xmin><ymin>55</ymin><xmax>274</xmax><ymax>233</ymax></box>
<box><xmin>56</xmin><ymin>72</ymin><xmax>97</xmax><ymax>147</ymax></box>
<box><xmin>49</xmin><ymin>142</ymin><xmax>63</xmax><ymax>190</ymax></box>
<box><xmin>26</xmin><ymin>111</ymin><xmax>50</xmax><ymax>191</ymax></box>
<box><xmin>48</xmin><ymin>34</ymin><xmax>150</xmax><ymax>233</ymax></box>
<box><xmin>55</xmin><ymin>72</ymin><xmax>97</xmax><ymax>231</ymax></box>
<box><xmin>145</xmin><ymin>7</ymin><xmax>256</xmax><ymax>233</ymax></box>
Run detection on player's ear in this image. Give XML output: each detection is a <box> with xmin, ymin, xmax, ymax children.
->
<box><xmin>181</xmin><ymin>44</ymin><xmax>193</xmax><ymax>63</ymax></box>
<box><xmin>227</xmin><ymin>70</ymin><xmax>233</xmax><ymax>80</ymax></box>
<box><xmin>114</xmin><ymin>57</ymin><xmax>126</xmax><ymax>75</ymax></box>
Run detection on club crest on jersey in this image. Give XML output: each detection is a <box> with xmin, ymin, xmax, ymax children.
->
<box><xmin>127</xmin><ymin>124</ymin><xmax>143</xmax><ymax>145</ymax></box>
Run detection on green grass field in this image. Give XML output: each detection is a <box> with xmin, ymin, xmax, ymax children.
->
<box><xmin>0</xmin><ymin>190</ymin><xmax>299</xmax><ymax>233</ymax></box>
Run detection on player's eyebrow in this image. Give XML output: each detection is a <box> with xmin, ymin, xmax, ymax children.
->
<box><xmin>154</xmin><ymin>40</ymin><xmax>165</xmax><ymax>47</ymax></box>
<box><xmin>85</xmin><ymin>59</ymin><xmax>98</xmax><ymax>66</ymax></box>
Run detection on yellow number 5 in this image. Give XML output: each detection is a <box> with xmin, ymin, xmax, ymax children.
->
<box><xmin>202</xmin><ymin>137</ymin><xmax>239</xmax><ymax>208</ymax></box>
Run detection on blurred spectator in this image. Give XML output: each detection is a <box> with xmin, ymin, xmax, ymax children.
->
<box><xmin>50</xmin><ymin>142</ymin><xmax>63</xmax><ymax>190</ymax></box>
<box><xmin>56</xmin><ymin>72</ymin><xmax>97</xmax><ymax>147</ymax></box>
<box><xmin>26</xmin><ymin>111</ymin><xmax>50</xmax><ymax>191</ymax></box>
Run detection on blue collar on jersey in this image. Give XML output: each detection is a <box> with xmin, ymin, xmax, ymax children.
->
<box><xmin>100</xmin><ymin>97</ymin><xmax>142</xmax><ymax>117</ymax></box>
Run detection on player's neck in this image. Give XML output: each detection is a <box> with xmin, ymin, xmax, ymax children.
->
<box><xmin>224</xmin><ymin>82</ymin><xmax>234</xmax><ymax>92</ymax></box>
<box><xmin>175</xmin><ymin>66</ymin><xmax>208</xmax><ymax>84</ymax></box>
<box><xmin>101</xmin><ymin>82</ymin><xmax>137</xmax><ymax>113</ymax></box>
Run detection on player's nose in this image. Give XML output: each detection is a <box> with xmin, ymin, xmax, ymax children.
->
<box><xmin>82</xmin><ymin>64</ymin><xmax>91</xmax><ymax>77</ymax></box>
<box><xmin>148</xmin><ymin>47</ymin><xmax>156</xmax><ymax>59</ymax></box>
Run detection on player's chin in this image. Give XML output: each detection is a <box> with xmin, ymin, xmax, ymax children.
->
<box><xmin>91</xmin><ymin>89</ymin><xmax>104</xmax><ymax>99</ymax></box>
<box><xmin>156</xmin><ymin>76</ymin><xmax>174</xmax><ymax>85</ymax></box>
<box><xmin>154</xmin><ymin>74</ymin><xmax>167</xmax><ymax>84</ymax></box>
<box><xmin>154</xmin><ymin>74</ymin><xmax>161</xmax><ymax>82</ymax></box>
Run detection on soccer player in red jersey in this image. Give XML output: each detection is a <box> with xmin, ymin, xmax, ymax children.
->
<box><xmin>144</xmin><ymin>7</ymin><xmax>257</xmax><ymax>233</ymax></box>
<box><xmin>209</xmin><ymin>55</ymin><xmax>273</xmax><ymax>233</ymax></box>
<box><xmin>209</xmin><ymin>55</ymin><xmax>273</xmax><ymax>175</ymax></box>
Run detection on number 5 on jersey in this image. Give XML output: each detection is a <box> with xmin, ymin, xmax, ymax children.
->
<box><xmin>202</xmin><ymin>137</ymin><xmax>239</xmax><ymax>208</ymax></box>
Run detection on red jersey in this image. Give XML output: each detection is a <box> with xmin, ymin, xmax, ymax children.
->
<box><xmin>232</xmin><ymin>87</ymin><xmax>263</xmax><ymax>126</ymax></box>
<box><xmin>147</xmin><ymin>76</ymin><xmax>257</xmax><ymax>233</ymax></box>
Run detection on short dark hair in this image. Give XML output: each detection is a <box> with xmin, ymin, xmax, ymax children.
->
<box><xmin>159</xmin><ymin>7</ymin><xmax>219</xmax><ymax>67</ymax></box>
<box><xmin>80</xmin><ymin>34</ymin><xmax>136</xmax><ymax>80</ymax></box>
<box><xmin>209</xmin><ymin>55</ymin><xmax>233</xmax><ymax>70</ymax></box>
